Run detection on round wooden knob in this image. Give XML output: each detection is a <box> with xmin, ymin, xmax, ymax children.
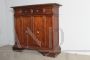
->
<box><xmin>36</xmin><ymin>10</ymin><xmax>39</xmax><ymax>12</ymax></box>
<box><xmin>31</xmin><ymin>9</ymin><xmax>33</xmax><ymax>13</ymax></box>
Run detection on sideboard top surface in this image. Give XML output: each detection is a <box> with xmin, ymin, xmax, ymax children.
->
<box><xmin>11</xmin><ymin>3</ymin><xmax>62</xmax><ymax>8</ymax></box>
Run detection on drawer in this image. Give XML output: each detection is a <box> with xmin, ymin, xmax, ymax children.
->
<box><xmin>43</xmin><ymin>7</ymin><xmax>52</xmax><ymax>14</ymax></box>
<box><xmin>33</xmin><ymin>8</ymin><xmax>43</xmax><ymax>14</ymax></box>
<box><xmin>21</xmin><ymin>9</ymin><xmax>33</xmax><ymax>15</ymax></box>
<box><xmin>33</xmin><ymin>7</ymin><xmax>52</xmax><ymax>14</ymax></box>
<box><xmin>15</xmin><ymin>8</ymin><xmax>32</xmax><ymax>15</ymax></box>
<box><xmin>14</xmin><ymin>7</ymin><xmax>53</xmax><ymax>16</ymax></box>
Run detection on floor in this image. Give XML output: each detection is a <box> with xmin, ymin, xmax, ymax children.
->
<box><xmin>0</xmin><ymin>45</ymin><xmax>90</xmax><ymax>60</ymax></box>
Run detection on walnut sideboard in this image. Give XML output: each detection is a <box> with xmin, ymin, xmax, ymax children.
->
<box><xmin>12</xmin><ymin>3</ymin><xmax>62</xmax><ymax>57</ymax></box>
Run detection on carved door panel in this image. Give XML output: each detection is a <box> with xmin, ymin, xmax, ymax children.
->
<box><xmin>20</xmin><ymin>16</ymin><xmax>34</xmax><ymax>48</ymax></box>
<box><xmin>31</xmin><ymin>15</ymin><xmax>53</xmax><ymax>50</ymax></box>
<box><xmin>22</xmin><ymin>16</ymin><xmax>42</xmax><ymax>48</ymax></box>
<box><xmin>29</xmin><ymin>15</ymin><xmax>45</xmax><ymax>49</ymax></box>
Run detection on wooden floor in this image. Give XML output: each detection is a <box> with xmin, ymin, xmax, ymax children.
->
<box><xmin>0</xmin><ymin>45</ymin><xmax>90</xmax><ymax>60</ymax></box>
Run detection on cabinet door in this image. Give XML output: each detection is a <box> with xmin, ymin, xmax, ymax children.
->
<box><xmin>32</xmin><ymin>15</ymin><xmax>45</xmax><ymax>48</ymax></box>
<box><xmin>22</xmin><ymin>16</ymin><xmax>42</xmax><ymax>48</ymax></box>
<box><xmin>15</xmin><ymin>16</ymin><xmax>34</xmax><ymax>48</ymax></box>
<box><xmin>15</xmin><ymin>16</ymin><xmax>27</xmax><ymax>48</ymax></box>
<box><xmin>32</xmin><ymin>15</ymin><xmax>53</xmax><ymax>50</ymax></box>
<box><xmin>21</xmin><ymin>16</ymin><xmax>33</xmax><ymax>48</ymax></box>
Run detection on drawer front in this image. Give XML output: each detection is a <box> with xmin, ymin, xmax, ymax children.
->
<box><xmin>19</xmin><ymin>9</ymin><xmax>32</xmax><ymax>15</ymax></box>
<box><xmin>15</xmin><ymin>8</ymin><xmax>32</xmax><ymax>16</ymax></box>
<box><xmin>14</xmin><ymin>7</ymin><xmax>53</xmax><ymax>16</ymax></box>
<box><xmin>43</xmin><ymin>7</ymin><xmax>52</xmax><ymax>14</ymax></box>
<box><xmin>33</xmin><ymin>8</ymin><xmax>43</xmax><ymax>14</ymax></box>
<box><xmin>33</xmin><ymin>7</ymin><xmax>52</xmax><ymax>14</ymax></box>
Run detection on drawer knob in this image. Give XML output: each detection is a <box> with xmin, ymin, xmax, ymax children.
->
<box><xmin>36</xmin><ymin>10</ymin><xmax>39</xmax><ymax>12</ymax></box>
<box><xmin>31</xmin><ymin>9</ymin><xmax>33</xmax><ymax>13</ymax></box>
<box><xmin>43</xmin><ymin>9</ymin><xmax>46</xmax><ymax>13</ymax></box>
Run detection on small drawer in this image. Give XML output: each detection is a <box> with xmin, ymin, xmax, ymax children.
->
<box><xmin>43</xmin><ymin>7</ymin><xmax>52</xmax><ymax>14</ymax></box>
<box><xmin>33</xmin><ymin>8</ymin><xmax>43</xmax><ymax>14</ymax></box>
<box><xmin>32</xmin><ymin>7</ymin><xmax>52</xmax><ymax>14</ymax></box>
<box><xmin>15</xmin><ymin>8</ymin><xmax>33</xmax><ymax>15</ymax></box>
<box><xmin>14</xmin><ymin>9</ymin><xmax>22</xmax><ymax>14</ymax></box>
<box><xmin>22</xmin><ymin>8</ymin><xmax>34</xmax><ymax>15</ymax></box>
<box><xmin>22</xmin><ymin>10</ymin><xmax>30</xmax><ymax>15</ymax></box>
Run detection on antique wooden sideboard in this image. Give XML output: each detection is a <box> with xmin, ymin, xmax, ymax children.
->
<box><xmin>12</xmin><ymin>3</ymin><xmax>62</xmax><ymax>57</ymax></box>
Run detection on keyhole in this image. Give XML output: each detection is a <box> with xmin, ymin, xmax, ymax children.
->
<box><xmin>37</xmin><ymin>31</ymin><xmax>39</xmax><ymax>34</ymax></box>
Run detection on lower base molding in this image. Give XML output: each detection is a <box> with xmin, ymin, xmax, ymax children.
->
<box><xmin>12</xmin><ymin>45</ymin><xmax>61</xmax><ymax>57</ymax></box>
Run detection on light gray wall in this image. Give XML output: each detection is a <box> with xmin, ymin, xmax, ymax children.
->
<box><xmin>0</xmin><ymin>0</ymin><xmax>6</xmax><ymax>46</ymax></box>
<box><xmin>0</xmin><ymin>0</ymin><xmax>14</xmax><ymax>47</ymax></box>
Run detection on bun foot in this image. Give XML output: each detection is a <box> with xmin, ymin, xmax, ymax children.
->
<box><xmin>39</xmin><ymin>47</ymin><xmax>61</xmax><ymax>57</ymax></box>
<box><xmin>39</xmin><ymin>51</ymin><xmax>60</xmax><ymax>57</ymax></box>
<box><xmin>12</xmin><ymin>46</ymin><xmax>24</xmax><ymax>52</ymax></box>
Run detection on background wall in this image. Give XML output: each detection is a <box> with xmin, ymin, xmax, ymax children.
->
<box><xmin>0</xmin><ymin>0</ymin><xmax>6</xmax><ymax>46</ymax></box>
<box><xmin>0</xmin><ymin>0</ymin><xmax>90</xmax><ymax>54</ymax></box>
<box><xmin>0</xmin><ymin>0</ymin><xmax>14</xmax><ymax>47</ymax></box>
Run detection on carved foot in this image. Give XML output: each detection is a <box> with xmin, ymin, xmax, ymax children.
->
<box><xmin>39</xmin><ymin>51</ymin><xmax>60</xmax><ymax>57</ymax></box>
<box><xmin>12</xmin><ymin>46</ymin><xmax>24</xmax><ymax>52</ymax></box>
<box><xmin>39</xmin><ymin>47</ymin><xmax>61</xmax><ymax>57</ymax></box>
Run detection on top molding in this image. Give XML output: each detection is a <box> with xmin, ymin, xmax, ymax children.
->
<box><xmin>11</xmin><ymin>3</ymin><xmax>62</xmax><ymax>8</ymax></box>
